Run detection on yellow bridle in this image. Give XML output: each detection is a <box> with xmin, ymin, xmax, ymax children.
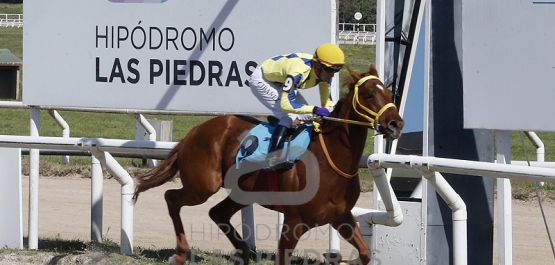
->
<box><xmin>322</xmin><ymin>75</ymin><xmax>396</xmax><ymax>131</ymax></box>
<box><xmin>317</xmin><ymin>75</ymin><xmax>398</xmax><ymax>178</ymax></box>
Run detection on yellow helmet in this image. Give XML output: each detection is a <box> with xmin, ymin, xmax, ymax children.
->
<box><xmin>313</xmin><ymin>43</ymin><xmax>345</xmax><ymax>71</ymax></box>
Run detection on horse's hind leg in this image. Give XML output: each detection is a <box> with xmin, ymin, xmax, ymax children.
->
<box><xmin>331</xmin><ymin>213</ymin><xmax>371</xmax><ymax>265</ymax></box>
<box><xmin>209</xmin><ymin>197</ymin><xmax>250</xmax><ymax>264</ymax></box>
<box><xmin>165</xmin><ymin>188</ymin><xmax>212</xmax><ymax>265</ymax></box>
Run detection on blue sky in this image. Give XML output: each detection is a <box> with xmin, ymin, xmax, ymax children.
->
<box><xmin>402</xmin><ymin>21</ymin><xmax>425</xmax><ymax>133</ymax></box>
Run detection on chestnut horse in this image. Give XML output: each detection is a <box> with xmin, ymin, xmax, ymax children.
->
<box><xmin>133</xmin><ymin>64</ymin><xmax>404</xmax><ymax>265</ymax></box>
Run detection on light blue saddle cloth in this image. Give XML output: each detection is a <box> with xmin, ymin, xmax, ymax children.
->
<box><xmin>235</xmin><ymin>122</ymin><xmax>313</xmax><ymax>169</ymax></box>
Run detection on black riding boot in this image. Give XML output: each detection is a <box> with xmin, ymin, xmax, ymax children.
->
<box><xmin>265</xmin><ymin>125</ymin><xmax>293</xmax><ymax>171</ymax></box>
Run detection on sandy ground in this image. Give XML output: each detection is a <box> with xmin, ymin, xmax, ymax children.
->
<box><xmin>19</xmin><ymin>175</ymin><xmax>555</xmax><ymax>264</ymax></box>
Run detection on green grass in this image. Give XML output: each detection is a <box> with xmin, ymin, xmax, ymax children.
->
<box><xmin>1</xmin><ymin>110</ymin><xmax>213</xmax><ymax>140</ymax></box>
<box><xmin>0</xmin><ymin>3</ymin><xmax>23</xmax><ymax>14</ymax></box>
<box><xmin>0</xmin><ymin>26</ymin><xmax>22</xmax><ymax>59</ymax></box>
<box><xmin>0</xmin><ymin>4</ymin><xmax>23</xmax><ymax>59</ymax></box>
<box><xmin>0</xmin><ymin>236</ymin><xmax>324</xmax><ymax>264</ymax></box>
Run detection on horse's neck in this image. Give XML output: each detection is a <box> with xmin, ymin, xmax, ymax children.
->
<box><xmin>322</xmin><ymin>103</ymin><xmax>369</xmax><ymax>166</ymax></box>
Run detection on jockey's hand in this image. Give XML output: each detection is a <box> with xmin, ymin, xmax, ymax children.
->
<box><xmin>313</xmin><ymin>107</ymin><xmax>331</xmax><ymax>117</ymax></box>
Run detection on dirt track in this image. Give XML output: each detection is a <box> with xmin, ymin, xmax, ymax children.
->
<box><xmin>21</xmin><ymin>175</ymin><xmax>555</xmax><ymax>264</ymax></box>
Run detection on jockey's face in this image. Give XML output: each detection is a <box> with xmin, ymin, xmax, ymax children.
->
<box><xmin>315</xmin><ymin>60</ymin><xmax>340</xmax><ymax>82</ymax></box>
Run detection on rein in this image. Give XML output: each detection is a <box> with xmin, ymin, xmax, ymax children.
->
<box><xmin>318</xmin><ymin>75</ymin><xmax>396</xmax><ymax>179</ymax></box>
<box><xmin>318</xmin><ymin>133</ymin><xmax>358</xmax><ymax>178</ymax></box>
<box><xmin>322</xmin><ymin>75</ymin><xmax>396</xmax><ymax>131</ymax></box>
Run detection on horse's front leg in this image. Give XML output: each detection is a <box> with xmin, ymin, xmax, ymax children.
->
<box><xmin>331</xmin><ymin>213</ymin><xmax>371</xmax><ymax>265</ymax></box>
<box><xmin>277</xmin><ymin>215</ymin><xmax>309</xmax><ymax>265</ymax></box>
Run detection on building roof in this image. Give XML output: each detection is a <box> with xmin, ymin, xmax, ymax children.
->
<box><xmin>0</xmin><ymin>49</ymin><xmax>22</xmax><ymax>66</ymax></box>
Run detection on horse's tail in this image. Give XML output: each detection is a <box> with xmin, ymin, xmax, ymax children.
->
<box><xmin>133</xmin><ymin>146</ymin><xmax>180</xmax><ymax>203</ymax></box>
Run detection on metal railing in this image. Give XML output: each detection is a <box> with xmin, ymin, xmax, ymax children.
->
<box><xmin>338</xmin><ymin>23</ymin><xmax>377</xmax><ymax>45</ymax></box>
<box><xmin>339</xmin><ymin>22</ymin><xmax>376</xmax><ymax>32</ymax></box>
<box><xmin>0</xmin><ymin>14</ymin><xmax>23</xmax><ymax>28</ymax></box>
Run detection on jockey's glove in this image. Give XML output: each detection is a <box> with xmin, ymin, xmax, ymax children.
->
<box><xmin>313</xmin><ymin>107</ymin><xmax>331</xmax><ymax>117</ymax></box>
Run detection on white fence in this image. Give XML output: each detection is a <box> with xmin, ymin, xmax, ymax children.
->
<box><xmin>339</xmin><ymin>23</ymin><xmax>377</xmax><ymax>45</ymax></box>
<box><xmin>0</xmin><ymin>102</ymin><xmax>180</xmax><ymax>254</ymax></box>
<box><xmin>339</xmin><ymin>22</ymin><xmax>376</xmax><ymax>32</ymax></box>
<box><xmin>0</xmin><ymin>14</ymin><xmax>23</xmax><ymax>28</ymax></box>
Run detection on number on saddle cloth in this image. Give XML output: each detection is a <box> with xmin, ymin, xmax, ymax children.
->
<box><xmin>235</xmin><ymin>122</ymin><xmax>313</xmax><ymax>169</ymax></box>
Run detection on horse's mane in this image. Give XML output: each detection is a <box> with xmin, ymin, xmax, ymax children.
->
<box><xmin>342</xmin><ymin>71</ymin><xmax>357</xmax><ymax>89</ymax></box>
<box><xmin>341</xmin><ymin>66</ymin><xmax>374</xmax><ymax>96</ymax></box>
<box><xmin>331</xmin><ymin>67</ymin><xmax>371</xmax><ymax>116</ymax></box>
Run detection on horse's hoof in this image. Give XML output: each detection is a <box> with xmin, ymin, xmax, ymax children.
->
<box><xmin>323</xmin><ymin>252</ymin><xmax>343</xmax><ymax>264</ymax></box>
<box><xmin>167</xmin><ymin>256</ymin><xmax>176</xmax><ymax>265</ymax></box>
<box><xmin>168</xmin><ymin>254</ymin><xmax>187</xmax><ymax>265</ymax></box>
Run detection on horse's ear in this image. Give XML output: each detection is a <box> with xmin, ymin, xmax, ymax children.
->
<box><xmin>343</xmin><ymin>66</ymin><xmax>362</xmax><ymax>93</ymax></box>
<box><xmin>369</xmin><ymin>64</ymin><xmax>379</xmax><ymax>77</ymax></box>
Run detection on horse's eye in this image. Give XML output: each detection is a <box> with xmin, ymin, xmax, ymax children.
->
<box><xmin>365</xmin><ymin>91</ymin><xmax>374</xmax><ymax>99</ymax></box>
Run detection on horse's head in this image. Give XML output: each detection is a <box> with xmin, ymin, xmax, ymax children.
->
<box><xmin>343</xmin><ymin>64</ymin><xmax>404</xmax><ymax>140</ymax></box>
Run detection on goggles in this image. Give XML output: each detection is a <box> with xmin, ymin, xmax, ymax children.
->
<box><xmin>321</xmin><ymin>63</ymin><xmax>343</xmax><ymax>73</ymax></box>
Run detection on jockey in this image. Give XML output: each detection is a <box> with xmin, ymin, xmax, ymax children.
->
<box><xmin>249</xmin><ymin>43</ymin><xmax>345</xmax><ymax>170</ymax></box>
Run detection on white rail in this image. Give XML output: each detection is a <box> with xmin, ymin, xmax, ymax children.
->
<box><xmin>339</xmin><ymin>23</ymin><xmax>376</xmax><ymax>32</ymax></box>
<box><xmin>338</xmin><ymin>23</ymin><xmax>377</xmax><ymax>45</ymax></box>
<box><xmin>0</xmin><ymin>14</ymin><xmax>23</xmax><ymax>28</ymax></box>
<box><xmin>0</xmin><ymin>135</ymin><xmax>176</xmax><ymax>254</ymax></box>
<box><xmin>339</xmin><ymin>31</ymin><xmax>376</xmax><ymax>45</ymax></box>
<box><xmin>367</xmin><ymin>153</ymin><xmax>555</xmax><ymax>265</ymax></box>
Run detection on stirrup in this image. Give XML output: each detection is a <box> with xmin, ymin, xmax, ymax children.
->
<box><xmin>264</xmin><ymin>156</ymin><xmax>294</xmax><ymax>171</ymax></box>
<box><xmin>264</xmin><ymin>135</ymin><xmax>294</xmax><ymax>171</ymax></box>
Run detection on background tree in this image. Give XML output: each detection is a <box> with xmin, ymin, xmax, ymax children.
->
<box><xmin>339</xmin><ymin>0</ymin><xmax>377</xmax><ymax>24</ymax></box>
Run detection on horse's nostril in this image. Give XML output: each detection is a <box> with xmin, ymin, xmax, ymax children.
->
<box><xmin>387</xmin><ymin>120</ymin><xmax>405</xmax><ymax>132</ymax></box>
<box><xmin>388</xmin><ymin>121</ymin><xmax>398</xmax><ymax>130</ymax></box>
<box><xmin>389</xmin><ymin>120</ymin><xmax>405</xmax><ymax>131</ymax></box>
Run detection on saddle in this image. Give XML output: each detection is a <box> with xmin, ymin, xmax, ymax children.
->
<box><xmin>235</xmin><ymin>117</ymin><xmax>313</xmax><ymax>170</ymax></box>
